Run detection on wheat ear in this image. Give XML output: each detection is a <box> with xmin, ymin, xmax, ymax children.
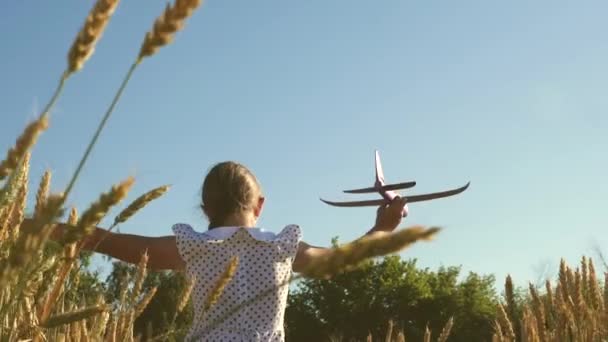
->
<box><xmin>131</xmin><ymin>250</ymin><xmax>149</xmax><ymax>301</ymax></box>
<box><xmin>0</xmin><ymin>115</ymin><xmax>48</xmax><ymax>181</ymax></box>
<box><xmin>423</xmin><ymin>324</ymin><xmax>431</xmax><ymax>342</ymax></box>
<box><xmin>57</xmin><ymin>0</ymin><xmax>202</xmax><ymax>215</ymax></box>
<box><xmin>62</xmin><ymin>177</ymin><xmax>134</xmax><ymax>245</ymax></box>
<box><xmin>66</xmin><ymin>0</ymin><xmax>121</xmax><ymax>74</ymax></box>
<box><xmin>89</xmin><ymin>185</ymin><xmax>170</xmax><ymax>258</ymax></box>
<box><xmin>39</xmin><ymin>208</ymin><xmax>79</xmax><ymax>324</ymax></box>
<box><xmin>114</xmin><ymin>185</ymin><xmax>170</xmax><ymax>225</ymax></box>
<box><xmin>41</xmin><ymin>304</ymin><xmax>108</xmax><ymax>329</ymax></box>
<box><xmin>384</xmin><ymin>319</ymin><xmax>394</xmax><ymax>342</ymax></box>
<box><xmin>7</xmin><ymin>152</ymin><xmax>30</xmax><ymax>241</ymax></box>
<box><xmin>300</xmin><ymin>226</ymin><xmax>440</xmax><ymax>279</ymax></box>
<box><xmin>34</xmin><ymin>170</ymin><xmax>51</xmax><ymax>218</ymax></box>
<box><xmin>203</xmin><ymin>256</ymin><xmax>239</xmax><ymax>313</ymax></box>
<box><xmin>177</xmin><ymin>275</ymin><xmax>196</xmax><ymax>314</ymax></box>
<box><xmin>437</xmin><ymin>316</ymin><xmax>454</xmax><ymax>342</ymax></box>
<box><xmin>497</xmin><ymin>302</ymin><xmax>515</xmax><ymax>340</ymax></box>
<box><xmin>133</xmin><ymin>287</ymin><xmax>158</xmax><ymax>319</ymax></box>
<box><xmin>138</xmin><ymin>0</ymin><xmax>203</xmax><ymax>61</ymax></box>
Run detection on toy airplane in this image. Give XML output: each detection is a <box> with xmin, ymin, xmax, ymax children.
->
<box><xmin>320</xmin><ymin>151</ymin><xmax>469</xmax><ymax>215</ymax></box>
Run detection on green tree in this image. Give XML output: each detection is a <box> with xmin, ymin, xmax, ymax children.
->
<box><xmin>286</xmin><ymin>256</ymin><xmax>498</xmax><ymax>342</ymax></box>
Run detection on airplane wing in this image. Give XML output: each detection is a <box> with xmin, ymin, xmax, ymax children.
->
<box><xmin>343</xmin><ymin>181</ymin><xmax>417</xmax><ymax>193</ymax></box>
<box><xmin>320</xmin><ymin>198</ymin><xmax>386</xmax><ymax>207</ymax></box>
<box><xmin>404</xmin><ymin>182</ymin><xmax>470</xmax><ymax>202</ymax></box>
<box><xmin>321</xmin><ymin>182</ymin><xmax>470</xmax><ymax>207</ymax></box>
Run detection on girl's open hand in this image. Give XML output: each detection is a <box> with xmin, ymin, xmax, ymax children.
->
<box><xmin>373</xmin><ymin>197</ymin><xmax>408</xmax><ymax>232</ymax></box>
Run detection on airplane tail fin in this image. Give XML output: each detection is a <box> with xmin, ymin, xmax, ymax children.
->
<box><xmin>375</xmin><ymin>150</ymin><xmax>385</xmax><ymax>185</ymax></box>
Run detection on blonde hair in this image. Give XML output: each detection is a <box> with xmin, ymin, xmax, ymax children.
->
<box><xmin>201</xmin><ymin>161</ymin><xmax>262</xmax><ymax>228</ymax></box>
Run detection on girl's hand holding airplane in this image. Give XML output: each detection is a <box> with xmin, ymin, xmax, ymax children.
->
<box><xmin>373</xmin><ymin>196</ymin><xmax>408</xmax><ymax>233</ymax></box>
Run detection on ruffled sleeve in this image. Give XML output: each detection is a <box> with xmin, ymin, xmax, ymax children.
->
<box><xmin>274</xmin><ymin>224</ymin><xmax>303</xmax><ymax>260</ymax></box>
<box><xmin>172</xmin><ymin>223</ymin><xmax>203</xmax><ymax>265</ymax></box>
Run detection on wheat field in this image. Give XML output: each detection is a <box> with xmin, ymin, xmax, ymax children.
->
<box><xmin>3</xmin><ymin>0</ymin><xmax>607</xmax><ymax>341</ymax></box>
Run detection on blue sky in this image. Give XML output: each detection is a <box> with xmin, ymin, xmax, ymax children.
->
<box><xmin>2</xmin><ymin>0</ymin><xmax>608</xmax><ymax>288</ymax></box>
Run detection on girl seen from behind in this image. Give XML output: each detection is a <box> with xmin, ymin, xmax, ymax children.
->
<box><xmin>32</xmin><ymin>161</ymin><xmax>408</xmax><ymax>341</ymax></box>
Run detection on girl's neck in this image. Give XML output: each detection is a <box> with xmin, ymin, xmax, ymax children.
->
<box><xmin>209</xmin><ymin>213</ymin><xmax>257</xmax><ymax>230</ymax></box>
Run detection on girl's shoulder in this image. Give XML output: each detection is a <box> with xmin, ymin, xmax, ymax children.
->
<box><xmin>172</xmin><ymin>223</ymin><xmax>303</xmax><ymax>264</ymax></box>
<box><xmin>171</xmin><ymin>223</ymin><xmax>302</xmax><ymax>243</ymax></box>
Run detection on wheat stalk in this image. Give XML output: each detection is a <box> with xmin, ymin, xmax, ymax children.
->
<box><xmin>492</xmin><ymin>320</ymin><xmax>504</xmax><ymax>342</ymax></box>
<box><xmin>384</xmin><ymin>319</ymin><xmax>394</xmax><ymax>342</ymax></box>
<box><xmin>41</xmin><ymin>304</ymin><xmax>108</xmax><ymax>329</ymax></box>
<box><xmin>137</xmin><ymin>0</ymin><xmax>203</xmax><ymax>61</ymax></box>
<box><xmin>0</xmin><ymin>115</ymin><xmax>48</xmax><ymax>181</ymax></box>
<box><xmin>114</xmin><ymin>185</ymin><xmax>170</xmax><ymax>226</ymax></box>
<box><xmin>588</xmin><ymin>259</ymin><xmax>603</xmax><ymax>311</ymax></box>
<box><xmin>437</xmin><ymin>316</ymin><xmax>454</xmax><ymax>342</ymax></box>
<box><xmin>497</xmin><ymin>302</ymin><xmax>515</xmax><ymax>340</ymax></box>
<box><xmin>38</xmin><ymin>208</ymin><xmax>79</xmax><ymax>325</ymax></box>
<box><xmin>0</xmin><ymin>207</ymin><xmax>9</xmax><ymax>241</ymax></box>
<box><xmin>131</xmin><ymin>250</ymin><xmax>149</xmax><ymax>301</ymax></box>
<box><xmin>55</xmin><ymin>0</ymin><xmax>203</xmax><ymax>223</ymax></box>
<box><xmin>423</xmin><ymin>324</ymin><xmax>431</xmax><ymax>342</ymax></box>
<box><xmin>60</xmin><ymin>0</ymin><xmax>202</xmax><ymax>201</ymax></box>
<box><xmin>4</xmin><ymin>193</ymin><xmax>64</xmax><ymax>277</ymax></box>
<box><xmin>300</xmin><ymin>226</ymin><xmax>440</xmax><ymax>279</ymax></box>
<box><xmin>66</xmin><ymin>0</ymin><xmax>121</xmax><ymax>74</ymax></box>
<box><xmin>62</xmin><ymin>177</ymin><xmax>134</xmax><ymax>245</ymax></box>
<box><xmin>7</xmin><ymin>153</ymin><xmax>30</xmax><ymax>242</ymax></box>
<box><xmin>86</xmin><ymin>185</ymin><xmax>170</xmax><ymax>266</ymax></box>
<box><xmin>34</xmin><ymin>170</ymin><xmax>51</xmax><ymax>219</ymax></box>
<box><xmin>498</xmin><ymin>257</ymin><xmax>608</xmax><ymax>341</ymax></box>
<box><xmin>177</xmin><ymin>275</ymin><xmax>195</xmax><ymax>314</ymax></box>
<box><xmin>133</xmin><ymin>286</ymin><xmax>158</xmax><ymax>319</ymax></box>
<box><xmin>528</xmin><ymin>283</ymin><xmax>546</xmax><ymax>341</ymax></box>
<box><xmin>203</xmin><ymin>256</ymin><xmax>239</xmax><ymax>313</ymax></box>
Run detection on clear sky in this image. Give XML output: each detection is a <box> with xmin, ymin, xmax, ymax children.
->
<box><xmin>2</xmin><ymin>0</ymin><xmax>608</xmax><ymax>288</ymax></box>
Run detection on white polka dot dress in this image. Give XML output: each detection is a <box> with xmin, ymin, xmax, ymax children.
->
<box><xmin>172</xmin><ymin>223</ymin><xmax>302</xmax><ymax>342</ymax></box>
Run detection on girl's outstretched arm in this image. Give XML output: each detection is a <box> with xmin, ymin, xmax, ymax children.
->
<box><xmin>22</xmin><ymin>219</ymin><xmax>185</xmax><ymax>271</ymax></box>
<box><xmin>292</xmin><ymin>197</ymin><xmax>407</xmax><ymax>275</ymax></box>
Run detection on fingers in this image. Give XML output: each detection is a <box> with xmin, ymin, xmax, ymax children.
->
<box><xmin>389</xmin><ymin>196</ymin><xmax>408</xmax><ymax>217</ymax></box>
<box><xmin>389</xmin><ymin>196</ymin><xmax>407</xmax><ymax>210</ymax></box>
<box><xmin>377</xmin><ymin>196</ymin><xmax>408</xmax><ymax>217</ymax></box>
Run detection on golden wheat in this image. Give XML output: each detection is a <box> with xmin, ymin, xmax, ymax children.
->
<box><xmin>0</xmin><ymin>115</ymin><xmax>48</xmax><ymax>181</ymax></box>
<box><xmin>496</xmin><ymin>302</ymin><xmax>515</xmax><ymax>340</ymax></box>
<box><xmin>203</xmin><ymin>255</ymin><xmax>239</xmax><ymax>312</ymax></box>
<box><xmin>133</xmin><ymin>286</ymin><xmax>158</xmax><ymax>319</ymax></box>
<box><xmin>437</xmin><ymin>316</ymin><xmax>454</xmax><ymax>342</ymax></box>
<box><xmin>34</xmin><ymin>170</ymin><xmax>51</xmax><ymax>219</ymax></box>
<box><xmin>301</xmin><ymin>226</ymin><xmax>440</xmax><ymax>279</ymax></box>
<box><xmin>66</xmin><ymin>0</ymin><xmax>121</xmax><ymax>74</ymax></box>
<box><xmin>493</xmin><ymin>256</ymin><xmax>608</xmax><ymax>341</ymax></box>
<box><xmin>39</xmin><ymin>210</ymin><xmax>79</xmax><ymax>325</ymax></box>
<box><xmin>138</xmin><ymin>0</ymin><xmax>203</xmax><ymax>61</ymax></box>
<box><xmin>384</xmin><ymin>319</ymin><xmax>394</xmax><ymax>342</ymax></box>
<box><xmin>423</xmin><ymin>325</ymin><xmax>431</xmax><ymax>342</ymax></box>
<box><xmin>113</xmin><ymin>185</ymin><xmax>170</xmax><ymax>226</ymax></box>
<box><xmin>62</xmin><ymin>177</ymin><xmax>134</xmax><ymax>245</ymax></box>
<box><xmin>7</xmin><ymin>152</ymin><xmax>29</xmax><ymax>242</ymax></box>
<box><xmin>177</xmin><ymin>275</ymin><xmax>196</xmax><ymax>314</ymax></box>
<box><xmin>132</xmin><ymin>250</ymin><xmax>149</xmax><ymax>301</ymax></box>
<box><xmin>41</xmin><ymin>304</ymin><xmax>108</xmax><ymax>329</ymax></box>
